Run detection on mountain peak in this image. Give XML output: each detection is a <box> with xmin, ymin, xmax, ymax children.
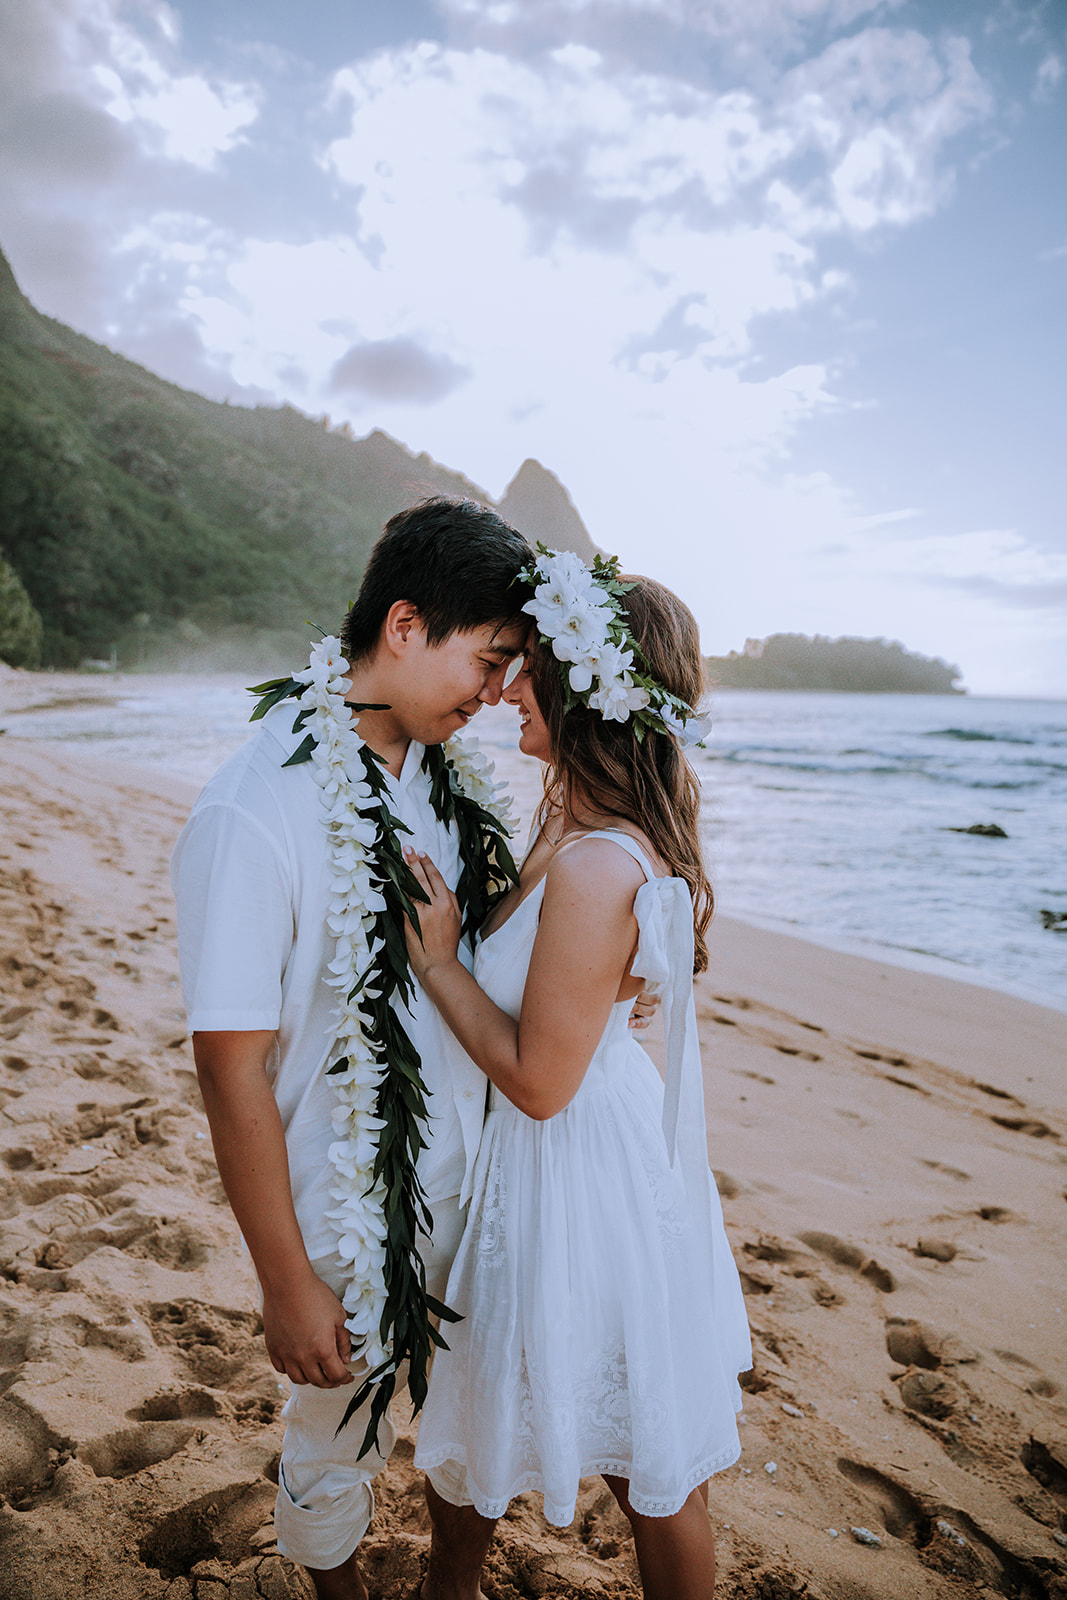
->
<box><xmin>498</xmin><ymin>459</ymin><xmax>598</xmax><ymax>560</ymax></box>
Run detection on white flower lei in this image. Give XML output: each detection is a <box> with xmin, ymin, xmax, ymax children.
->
<box><xmin>520</xmin><ymin>546</ymin><xmax>712</xmax><ymax>747</ymax></box>
<box><xmin>286</xmin><ymin>636</ymin><xmax>514</xmax><ymax>1380</ymax></box>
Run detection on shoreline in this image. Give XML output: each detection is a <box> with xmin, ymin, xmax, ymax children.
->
<box><xmin>4</xmin><ymin>705</ymin><xmax>1066</xmax><ymax>1022</ymax></box>
<box><xmin>3</xmin><ymin>665</ymin><xmax>1065</xmax><ymax>1015</ymax></box>
<box><xmin>718</xmin><ymin>905</ymin><xmax>1067</xmax><ymax>1020</ymax></box>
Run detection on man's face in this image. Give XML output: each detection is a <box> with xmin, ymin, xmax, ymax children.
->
<box><xmin>396</xmin><ymin>618</ymin><xmax>529</xmax><ymax>746</ymax></box>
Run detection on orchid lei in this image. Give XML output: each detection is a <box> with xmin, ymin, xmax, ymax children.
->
<box><xmin>248</xmin><ymin>637</ymin><xmax>517</xmax><ymax>1456</ymax></box>
<box><xmin>518</xmin><ymin>545</ymin><xmax>712</xmax><ymax>747</ymax></box>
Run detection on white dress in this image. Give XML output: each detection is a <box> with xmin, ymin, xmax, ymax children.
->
<box><xmin>414</xmin><ymin>831</ymin><xmax>752</xmax><ymax>1527</ymax></box>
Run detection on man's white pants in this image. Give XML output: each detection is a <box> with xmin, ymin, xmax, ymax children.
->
<box><xmin>273</xmin><ymin>1195</ymin><xmax>466</xmax><ymax>1572</ymax></box>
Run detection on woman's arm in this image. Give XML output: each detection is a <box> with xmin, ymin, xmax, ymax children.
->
<box><xmin>405</xmin><ymin>838</ymin><xmax>643</xmax><ymax>1119</ymax></box>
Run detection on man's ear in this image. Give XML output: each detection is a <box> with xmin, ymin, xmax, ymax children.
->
<box><xmin>381</xmin><ymin>600</ymin><xmax>425</xmax><ymax>658</ymax></box>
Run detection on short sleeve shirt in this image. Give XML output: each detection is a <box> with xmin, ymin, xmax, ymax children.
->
<box><xmin>171</xmin><ymin>704</ymin><xmax>480</xmax><ymax>1260</ymax></box>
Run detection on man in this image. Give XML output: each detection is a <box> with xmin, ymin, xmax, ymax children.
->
<box><xmin>171</xmin><ymin>498</ymin><xmax>532</xmax><ymax>1600</ymax></box>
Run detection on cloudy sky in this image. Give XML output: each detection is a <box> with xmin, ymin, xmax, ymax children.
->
<box><xmin>2</xmin><ymin>0</ymin><xmax>1065</xmax><ymax>695</ymax></box>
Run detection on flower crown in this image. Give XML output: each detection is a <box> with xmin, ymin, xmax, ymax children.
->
<box><xmin>516</xmin><ymin>545</ymin><xmax>711</xmax><ymax>749</ymax></box>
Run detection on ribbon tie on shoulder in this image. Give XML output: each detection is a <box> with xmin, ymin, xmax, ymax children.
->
<box><xmin>633</xmin><ymin>876</ymin><xmax>703</xmax><ymax>1167</ymax></box>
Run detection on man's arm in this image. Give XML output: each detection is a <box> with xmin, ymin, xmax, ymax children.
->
<box><xmin>193</xmin><ymin>1029</ymin><xmax>354</xmax><ymax>1389</ymax></box>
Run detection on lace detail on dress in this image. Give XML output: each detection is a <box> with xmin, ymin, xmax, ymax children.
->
<box><xmin>473</xmin><ymin>1143</ymin><xmax>508</xmax><ymax>1270</ymax></box>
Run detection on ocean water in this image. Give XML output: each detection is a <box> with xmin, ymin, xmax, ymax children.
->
<box><xmin>695</xmin><ymin>691</ymin><xmax>1067</xmax><ymax>1013</ymax></box>
<box><xmin>4</xmin><ymin>676</ymin><xmax>1065</xmax><ymax>1012</ymax></box>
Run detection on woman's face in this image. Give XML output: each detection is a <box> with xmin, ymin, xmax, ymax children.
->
<box><xmin>503</xmin><ymin>650</ymin><xmax>552</xmax><ymax>762</ymax></box>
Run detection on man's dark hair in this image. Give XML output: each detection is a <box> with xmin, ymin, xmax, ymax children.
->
<box><xmin>341</xmin><ymin>497</ymin><xmax>533</xmax><ymax>662</ymax></box>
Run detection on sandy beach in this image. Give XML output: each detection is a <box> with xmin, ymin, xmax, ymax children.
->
<box><xmin>1</xmin><ymin>681</ymin><xmax>1065</xmax><ymax>1599</ymax></box>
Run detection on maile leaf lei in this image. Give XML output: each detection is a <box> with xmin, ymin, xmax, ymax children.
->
<box><xmin>248</xmin><ymin>638</ymin><xmax>517</xmax><ymax>1456</ymax></box>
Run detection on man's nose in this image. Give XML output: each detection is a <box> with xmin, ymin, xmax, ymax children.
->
<box><xmin>501</xmin><ymin>659</ymin><xmax>526</xmax><ymax>703</ymax></box>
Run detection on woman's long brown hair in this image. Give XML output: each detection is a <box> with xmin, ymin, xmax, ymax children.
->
<box><xmin>529</xmin><ymin>575</ymin><xmax>714</xmax><ymax>973</ymax></box>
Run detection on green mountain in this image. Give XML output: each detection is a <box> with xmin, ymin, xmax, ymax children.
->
<box><xmin>707</xmin><ymin>634</ymin><xmax>964</xmax><ymax>693</ymax></box>
<box><xmin>0</xmin><ymin>248</ymin><xmax>588</xmax><ymax>669</ymax></box>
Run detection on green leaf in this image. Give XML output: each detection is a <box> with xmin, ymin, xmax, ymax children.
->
<box><xmin>248</xmin><ymin>676</ymin><xmax>304</xmax><ymax>722</ymax></box>
<box><xmin>282</xmin><ymin>732</ymin><xmax>316</xmax><ymax>767</ymax></box>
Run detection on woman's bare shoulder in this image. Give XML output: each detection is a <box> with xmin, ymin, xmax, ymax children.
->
<box><xmin>544</xmin><ymin>831</ymin><xmax>651</xmax><ymax>910</ymax></box>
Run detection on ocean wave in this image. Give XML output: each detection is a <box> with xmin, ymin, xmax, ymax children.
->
<box><xmin>927</xmin><ymin>727</ymin><xmax>1035</xmax><ymax>745</ymax></box>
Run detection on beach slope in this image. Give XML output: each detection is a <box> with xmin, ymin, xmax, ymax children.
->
<box><xmin>0</xmin><ymin>733</ymin><xmax>1064</xmax><ymax>1600</ymax></box>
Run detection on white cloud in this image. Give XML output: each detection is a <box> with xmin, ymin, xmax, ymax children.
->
<box><xmin>775</xmin><ymin>30</ymin><xmax>993</xmax><ymax>233</ymax></box>
<box><xmin>436</xmin><ymin>0</ymin><xmax>904</xmax><ymax>44</ymax></box>
<box><xmin>103</xmin><ymin>71</ymin><xmax>259</xmax><ymax>169</ymax></box>
<box><xmin>1034</xmin><ymin>51</ymin><xmax>1063</xmax><ymax>102</ymax></box>
<box><xmin>0</xmin><ymin>0</ymin><xmax>259</xmax><ymax>179</ymax></box>
<box><xmin>2</xmin><ymin>0</ymin><xmax>1058</xmax><ymax>692</ymax></box>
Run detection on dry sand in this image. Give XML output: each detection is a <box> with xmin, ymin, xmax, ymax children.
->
<box><xmin>1</xmin><ymin>676</ymin><xmax>1065</xmax><ymax>1600</ymax></box>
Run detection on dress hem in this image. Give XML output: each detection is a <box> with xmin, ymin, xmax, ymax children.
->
<box><xmin>415</xmin><ymin>1439</ymin><xmax>742</xmax><ymax>1527</ymax></box>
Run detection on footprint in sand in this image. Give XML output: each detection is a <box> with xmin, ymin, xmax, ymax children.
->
<box><xmin>885</xmin><ymin>1317</ymin><xmax>978</xmax><ymax>1370</ymax></box>
<box><xmin>972</xmin><ymin>1080</ymin><xmax>1024</xmax><ymax>1105</ymax></box>
<box><xmin>836</xmin><ymin>1457</ymin><xmax>927</xmax><ymax>1541</ymax></box>
<box><xmin>837</xmin><ymin>1461</ymin><xmax>1020</xmax><ymax>1589</ymax></box>
<box><xmin>1022</xmin><ymin>1435</ymin><xmax>1067</xmax><ymax>1498</ymax></box>
<box><xmin>976</xmin><ymin>1204</ymin><xmax>1025</xmax><ymax>1224</ymax></box>
<box><xmin>711</xmin><ymin>994</ymin><xmax>751</xmax><ymax>1010</ymax></box>
<box><xmin>147</xmin><ymin>1300</ymin><xmax>267</xmax><ymax>1390</ymax></box>
<box><xmin>77</xmin><ymin>1421</ymin><xmax>204</xmax><ymax>1480</ymax></box>
<box><xmin>919</xmin><ymin>1158</ymin><xmax>971</xmax><ymax>1182</ymax></box>
<box><xmin>741</xmin><ymin>1235</ymin><xmax>847</xmax><ymax>1309</ymax></box>
<box><xmin>0</xmin><ymin>1400</ymin><xmax>53</xmax><ymax>1500</ymax></box>
<box><xmin>137</xmin><ymin>1475</ymin><xmax>290</xmax><ymax>1587</ymax></box>
<box><xmin>853</xmin><ymin>1047</ymin><xmax>914</xmax><ymax>1068</ymax></box>
<box><xmin>799</xmin><ymin>1231</ymin><xmax>896</xmax><ymax>1293</ymax></box>
<box><xmin>989</xmin><ymin>1114</ymin><xmax>1058</xmax><ymax>1139</ymax></box>
<box><xmin>992</xmin><ymin>1349</ymin><xmax>1061</xmax><ymax>1399</ymax></box>
<box><xmin>1</xmin><ymin>1003</ymin><xmax>34</xmax><ymax>1032</ymax></box>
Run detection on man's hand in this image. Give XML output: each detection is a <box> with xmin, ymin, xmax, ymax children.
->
<box><xmin>262</xmin><ymin>1269</ymin><xmax>354</xmax><ymax>1388</ymax></box>
<box><xmin>629</xmin><ymin>984</ymin><xmax>661</xmax><ymax>1030</ymax></box>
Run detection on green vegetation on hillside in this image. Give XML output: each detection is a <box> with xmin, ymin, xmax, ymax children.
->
<box><xmin>0</xmin><ymin>248</ymin><xmax>491</xmax><ymax>668</ymax></box>
<box><xmin>707</xmin><ymin>634</ymin><xmax>963</xmax><ymax>693</ymax></box>
<box><xmin>0</xmin><ymin>554</ymin><xmax>42</xmax><ymax>668</ymax></box>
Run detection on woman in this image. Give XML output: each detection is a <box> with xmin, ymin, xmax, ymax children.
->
<box><xmin>403</xmin><ymin>552</ymin><xmax>751</xmax><ymax>1598</ymax></box>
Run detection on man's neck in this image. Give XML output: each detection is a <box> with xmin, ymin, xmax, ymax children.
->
<box><xmin>343</xmin><ymin>666</ymin><xmax>412</xmax><ymax>778</ymax></box>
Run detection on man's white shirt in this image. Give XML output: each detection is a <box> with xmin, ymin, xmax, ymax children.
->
<box><xmin>171</xmin><ymin>704</ymin><xmax>488</xmax><ymax>1261</ymax></box>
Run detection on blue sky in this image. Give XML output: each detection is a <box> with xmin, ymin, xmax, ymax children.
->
<box><xmin>1</xmin><ymin>0</ymin><xmax>1064</xmax><ymax>694</ymax></box>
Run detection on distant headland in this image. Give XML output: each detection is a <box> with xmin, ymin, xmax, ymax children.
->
<box><xmin>0</xmin><ymin>246</ymin><xmax>593</xmax><ymax>672</ymax></box>
<box><xmin>0</xmin><ymin>245</ymin><xmax>962</xmax><ymax>692</ymax></box>
<box><xmin>706</xmin><ymin>634</ymin><xmax>964</xmax><ymax>694</ymax></box>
